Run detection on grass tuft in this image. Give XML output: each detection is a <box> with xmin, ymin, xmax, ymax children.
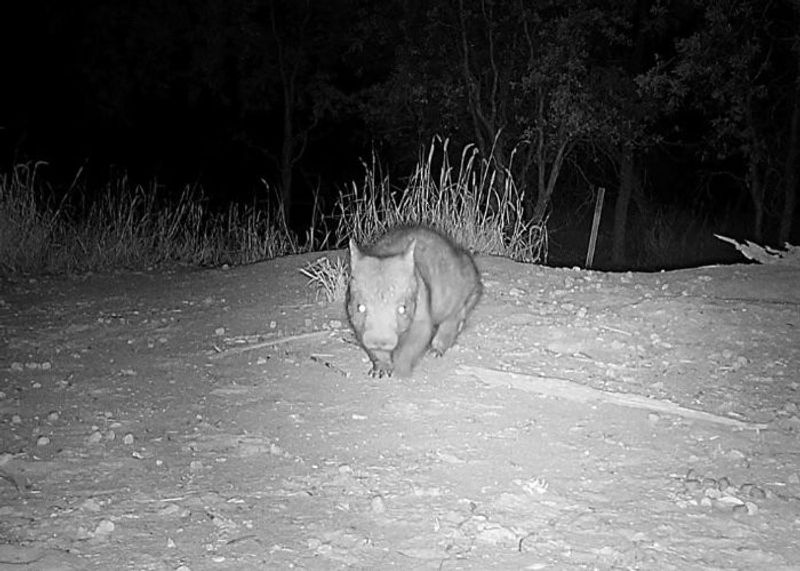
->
<box><xmin>0</xmin><ymin>165</ymin><xmax>303</xmax><ymax>276</ymax></box>
<box><xmin>2</xmin><ymin>138</ymin><xmax>545</xmax><ymax>279</ymax></box>
<box><xmin>335</xmin><ymin>137</ymin><xmax>547</xmax><ymax>262</ymax></box>
<box><xmin>298</xmin><ymin>255</ymin><xmax>349</xmax><ymax>303</ymax></box>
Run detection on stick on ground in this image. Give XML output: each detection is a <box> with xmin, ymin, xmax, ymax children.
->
<box><xmin>458</xmin><ymin>365</ymin><xmax>768</xmax><ymax>430</ymax></box>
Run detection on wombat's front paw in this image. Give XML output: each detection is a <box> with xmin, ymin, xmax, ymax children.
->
<box><xmin>429</xmin><ymin>341</ymin><xmax>445</xmax><ymax>358</ymax></box>
<box><xmin>369</xmin><ymin>361</ymin><xmax>394</xmax><ymax>378</ymax></box>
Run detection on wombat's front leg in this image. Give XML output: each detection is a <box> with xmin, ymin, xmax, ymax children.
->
<box><xmin>392</xmin><ymin>315</ymin><xmax>434</xmax><ymax>377</ymax></box>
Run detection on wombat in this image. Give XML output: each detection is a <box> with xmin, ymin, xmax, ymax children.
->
<box><xmin>347</xmin><ymin>226</ymin><xmax>482</xmax><ymax>377</ymax></box>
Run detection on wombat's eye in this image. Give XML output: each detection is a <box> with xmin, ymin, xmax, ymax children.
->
<box><xmin>397</xmin><ymin>304</ymin><xmax>406</xmax><ymax>315</ymax></box>
<box><xmin>357</xmin><ymin>304</ymin><xmax>366</xmax><ymax>313</ymax></box>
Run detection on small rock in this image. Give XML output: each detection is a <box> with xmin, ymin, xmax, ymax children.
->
<box><xmin>36</xmin><ymin>436</ymin><xmax>50</xmax><ymax>447</ymax></box>
<box><xmin>684</xmin><ymin>479</ymin><xmax>703</xmax><ymax>492</ymax></box>
<box><xmin>87</xmin><ymin>431</ymin><xmax>103</xmax><ymax>444</ymax></box>
<box><xmin>214</xmin><ymin>327</ymin><xmax>226</xmax><ymax>336</ymax></box>
<box><xmin>702</xmin><ymin>477</ymin><xmax>717</xmax><ymax>488</ymax></box>
<box><xmin>93</xmin><ymin>519</ymin><xmax>115</xmax><ymax>537</ymax></box>
<box><xmin>11</xmin><ymin>414</ymin><xmax>22</xmax><ymax>425</ymax></box>
<box><xmin>81</xmin><ymin>498</ymin><xmax>102</xmax><ymax>512</ymax></box>
<box><xmin>370</xmin><ymin>495</ymin><xmax>386</xmax><ymax>513</ymax></box>
<box><xmin>47</xmin><ymin>411</ymin><xmax>60</xmax><ymax>422</ymax></box>
<box><xmin>716</xmin><ymin>495</ymin><xmax>744</xmax><ymax>507</ymax></box>
<box><xmin>123</xmin><ymin>433</ymin><xmax>135</xmax><ymax>445</ymax></box>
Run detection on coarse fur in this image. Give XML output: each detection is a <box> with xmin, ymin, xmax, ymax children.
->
<box><xmin>347</xmin><ymin>226</ymin><xmax>482</xmax><ymax>378</ymax></box>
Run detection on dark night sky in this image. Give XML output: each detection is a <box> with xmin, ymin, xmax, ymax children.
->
<box><xmin>0</xmin><ymin>0</ymin><xmax>798</xmax><ymax>244</ymax></box>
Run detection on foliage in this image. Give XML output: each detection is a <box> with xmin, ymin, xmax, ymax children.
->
<box><xmin>363</xmin><ymin>0</ymin><xmax>637</xmax><ymax>223</ymax></box>
<box><xmin>636</xmin><ymin>0</ymin><xmax>798</xmax><ymax>240</ymax></box>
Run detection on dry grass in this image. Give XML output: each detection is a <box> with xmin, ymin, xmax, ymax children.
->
<box><xmin>298</xmin><ymin>255</ymin><xmax>349</xmax><ymax>303</ymax></box>
<box><xmin>0</xmin><ymin>163</ymin><xmax>302</xmax><ymax>276</ymax></box>
<box><xmin>335</xmin><ymin>138</ymin><xmax>547</xmax><ymax>262</ymax></box>
<box><xmin>2</xmin><ymin>139</ymin><xmax>545</xmax><ymax>280</ymax></box>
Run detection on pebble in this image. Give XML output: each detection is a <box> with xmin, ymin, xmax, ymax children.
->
<box><xmin>370</xmin><ymin>495</ymin><xmax>386</xmax><ymax>513</ymax></box>
<box><xmin>93</xmin><ymin>519</ymin><xmax>115</xmax><ymax>537</ymax></box>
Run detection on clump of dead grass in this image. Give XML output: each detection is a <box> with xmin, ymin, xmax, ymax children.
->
<box><xmin>335</xmin><ymin>137</ymin><xmax>547</xmax><ymax>263</ymax></box>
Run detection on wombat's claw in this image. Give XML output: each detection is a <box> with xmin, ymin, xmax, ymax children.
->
<box><xmin>369</xmin><ymin>363</ymin><xmax>393</xmax><ymax>378</ymax></box>
<box><xmin>430</xmin><ymin>340</ymin><xmax>447</xmax><ymax>358</ymax></box>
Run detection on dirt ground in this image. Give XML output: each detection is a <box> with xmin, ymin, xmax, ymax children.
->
<box><xmin>1</xmin><ymin>252</ymin><xmax>799</xmax><ymax>570</ymax></box>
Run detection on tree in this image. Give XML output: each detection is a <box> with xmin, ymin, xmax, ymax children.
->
<box><xmin>597</xmin><ymin>0</ymin><xmax>665</xmax><ymax>265</ymax></box>
<box><xmin>640</xmin><ymin>0</ymin><xmax>795</xmax><ymax>242</ymax></box>
<box><xmin>779</xmin><ymin>0</ymin><xmax>799</xmax><ymax>244</ymax></box>
<box><xmin>237</xmin><ymin>0</ymin><xmax>350</xmax><ymax>222</ymax></box>
<box><xmin>366</xmin><ymin>0</ymin><xmax>626</xmax><ymax>225</ymax></box>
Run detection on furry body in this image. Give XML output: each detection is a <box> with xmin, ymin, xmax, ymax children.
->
<box><xmin>347</xmin><ymin>226</ymin><xmax>482</xmax><ymax>377</ymax></box>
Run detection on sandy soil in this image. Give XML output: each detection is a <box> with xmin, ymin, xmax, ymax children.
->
<box><xmin>1</xmin><ymin>253</ymin><xmax>799</xmax><ymax>570</ymax></box>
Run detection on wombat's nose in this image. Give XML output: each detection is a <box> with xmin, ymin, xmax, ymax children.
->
<box><xmin>363</xmin><ymin>332</ymin><xmax>398</xmax><ymax>351</ymax></box>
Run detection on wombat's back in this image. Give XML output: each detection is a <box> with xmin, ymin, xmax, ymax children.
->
<box><xmin>368</xmin><ymin>226</ymin><xmax>481</xmax><ymax>323</ymax></box>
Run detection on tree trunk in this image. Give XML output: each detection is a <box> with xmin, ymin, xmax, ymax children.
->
<box><xmin>531</xmin><ymin>141</ymin><xmax>569</xmax><ymax>224</ymax></box>
<box><xmin>780</xmin><ymin>43</ymin><xmax>800</xmax><ymax>244</ymax></box>
<box><xmin>280</xmin><ymin>81</ymin><xmax>294</xmax><ymax>224</ymax></box>
<box><xmin>612</xmin><ymin>148</ymin><xmax>636</xmax><ymax>266</ymax></box>
<box><xmin>747</xmin><ymin>155</ymin><xmax>764</xmax><ymax>242</ymax></box>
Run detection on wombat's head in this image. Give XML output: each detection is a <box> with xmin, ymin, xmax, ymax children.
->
<box><xmin>347</xmin><ymin>238</ymin><xmax>419</xmax><ymax>352</ymax></box>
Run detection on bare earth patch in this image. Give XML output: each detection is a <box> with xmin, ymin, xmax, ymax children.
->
<box><xmin>1</xmin><ymin>254</ymin><xmax>799</xmax><ymax>570</ymax></box>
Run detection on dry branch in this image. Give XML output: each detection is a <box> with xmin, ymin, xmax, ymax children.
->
<box><xmin>458</xmin><ymin>365</ymin><xmax>769</xmax><ymax>430</ymax></box>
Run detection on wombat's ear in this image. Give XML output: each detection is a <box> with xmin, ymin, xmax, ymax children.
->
<box><xmin>349</xmin><ymin>238</ymin><xmax>362</xmax><ymax>266</ymax></box>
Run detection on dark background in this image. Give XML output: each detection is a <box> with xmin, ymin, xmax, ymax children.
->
<box><xmin>1</xmin><ymin>0</ymin><xmax>798</xmax><ymax>267</ymax></box>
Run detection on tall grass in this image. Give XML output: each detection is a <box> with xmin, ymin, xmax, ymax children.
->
<box><xmin>335</xmin><ymin>138</ymin><xmax>547</xmax><ymax>262</ymax></box>
<box><xmin>0</xmin><ymin>163</ymin><xmax>302</xmax><ymax>276</ymax></box>
<box><xmin>2</xmin><ymin>139</ymin><xmax>545</xmax><ymax>277</ymax></box>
